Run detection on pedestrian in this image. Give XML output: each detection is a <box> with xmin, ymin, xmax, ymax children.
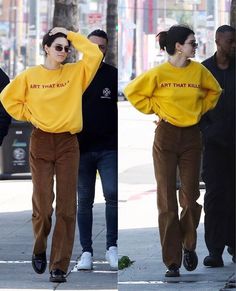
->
<box><xmin>0</xmin><ymin>68</ymin><xmax>11</xmax><ymax>146</ymax></box>
<box><xmin>75</xmin><ymin>29</ymin><xmax>118</xmax><ymax>271</ymax></box>
<box><xmin>200</xmin><ymin>25</ymin><xmax>236</xmax><ymax>267</ymax></box>
<box><xmin>124</xmin><ymin>25</ymin><xmax>222</xmax><ymax>277</ymax></box>
<box><xmin>0</xmin><ymin>27</ymin><xmax>103</xmax><ymax>283</ymax></box>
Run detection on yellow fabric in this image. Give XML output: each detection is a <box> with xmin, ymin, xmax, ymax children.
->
<box><xmin>0</xmin><ymin>31</ymin><xmax>103</xmax><ymax>134</ymax></box>
<box><xmin>124</xmin><ymin>60</ymin><xmax>222</xmax><ymax>127</ymax></box>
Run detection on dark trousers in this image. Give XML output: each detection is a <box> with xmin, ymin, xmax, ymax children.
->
<box><xmin>30</xmin><ymin>128</ymin><xmax>79</xmax><ymax>273</ymax></box>
<box><xmin>77</xmin><ymin>150</ymin><xmax>118</xmax><ymax>255</ymax></box>
<box><xmin>153</xmin><ymin>121</ymin><xmax>202</xmax><ymax>268</ymax></box>
<box><xmin>202</xmin><ymin>144</ymin><xmax>235</xmax><ymax>256</ymax></box>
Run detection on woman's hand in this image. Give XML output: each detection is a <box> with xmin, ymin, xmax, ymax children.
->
<box><xmin>49</xmin><ymin>27</ymin><xmax>69</xmax><ymax>36</ymax></box>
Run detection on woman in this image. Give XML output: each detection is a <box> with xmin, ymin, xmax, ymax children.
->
<box><xmin>0</xmin><ymin>27</ymin><xmax>103</xmax><ymax>283</ymax></box>
<box><xmin>124</xmin><ymin>25</ymin><xmax>222</xmax><ymax>277</ymax></box>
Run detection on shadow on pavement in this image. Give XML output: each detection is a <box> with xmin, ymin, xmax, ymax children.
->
<box><xmin>118</xmin><ymin>225</ymin><xmax>235</xmax><ymax>291</ymax></box>
<box><xmin>0</xmin><ymin>203</ymin><xmax>117</xmax><ymax>290</ymax></box>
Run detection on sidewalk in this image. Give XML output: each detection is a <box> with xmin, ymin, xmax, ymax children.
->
<box><xmin>118</xmin><ymin>101</ymin><xmax>236</xmax><ymax>291</ymax></box>
<box><xmin>118</xmin><ymin>184</ymin><xmax>236</xmax><ymax>291</ymax></box>
<box><xmin>0</xmin><ymin>179</ymin><xmax>117</xmax><ymax>290</ymax></box>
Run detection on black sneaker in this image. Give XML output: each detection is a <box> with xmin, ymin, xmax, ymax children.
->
<box><xmin>32</xmin><ymin>252</ymin><xmax>47</xmax><ymax>274</ymax></box>
<box><xmin>183</xmin><ymin>249</ymin><xmax>198</xmax><ymax>271</ymax></box>
<box><xmin>165</xmin><ymin>264</ymin><xmax>180</xmax><ymax>277</ymax></box>
<box><xmin>203</xmin><ymin>255</ymin><xmax>224</xmax><ymax>267</ymax></box>
<box><xmin>50</xmin><ymin>269</ymin><xmax>67</xmax><ymax>283</ymax></box>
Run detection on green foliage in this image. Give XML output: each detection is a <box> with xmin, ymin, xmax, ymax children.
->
<box><xmin>118</xmin><ymin>256</ymin><xmax>135</xmax><ymax>270</ymax></box>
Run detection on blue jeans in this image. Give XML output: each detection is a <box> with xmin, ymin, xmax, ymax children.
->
<box><xmin>77</xmin><ymin>150</ymin><xmax>118</xmax><ymax>255</ymax></box>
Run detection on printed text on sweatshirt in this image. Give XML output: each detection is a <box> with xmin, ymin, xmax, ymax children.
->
<box><xmin>124</xmin><ymin>60</ymin><xmax>222</xmax><ymax>127</ymax></box>
<box><xmin>0</xmin><ymin>31</ymin><xmax>103</xmax><ymax>134</ymax></box>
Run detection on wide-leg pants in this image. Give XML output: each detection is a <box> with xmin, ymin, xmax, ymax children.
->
<box><xmin>153</xmin><ymin>121</ymin><xmax>202</xmax><ymax>268</ymax></box>
<box><xmin>29</xmin><ymin>128</ymin><xmax>79</xmax><ymax>273</ymax></box>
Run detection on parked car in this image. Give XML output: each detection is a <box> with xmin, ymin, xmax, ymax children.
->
<box><xmin>118</xmin><ymin>80</ymin><xmax>130</xmax><ymax>101</ymax></box>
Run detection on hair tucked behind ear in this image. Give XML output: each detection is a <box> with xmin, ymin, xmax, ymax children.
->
<box><xmin>156</xmin><ymin>25</ymin><xmax>194</xmax><ymax>56</ymax></box>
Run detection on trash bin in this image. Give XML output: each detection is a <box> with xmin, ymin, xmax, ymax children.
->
<box><xmin>0</xmin><ymin>120</ymin><xmax>32</xmax><ymax>179</ymax></box>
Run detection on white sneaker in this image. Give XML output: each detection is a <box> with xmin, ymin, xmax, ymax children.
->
<box><xmin>105</xmin><ymin>246</ymin><xmax>118</xmax><ymax>270</ymax></box>
<box><xmin>77</xmin><ymin>252</ymin><xmax>93</xmax><ymax>270</ymax></box>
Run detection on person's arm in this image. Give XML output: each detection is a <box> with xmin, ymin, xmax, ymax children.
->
<box><xmin>0</xmin><ymin>71</ymin><xmax>30</xmax><ymax>122</ymax></box>
<box><xmin>0</xmin><ymin>101</ymin><xmax>11</xmax><ymax>146</ymax></box>
<box><xmin>49</xmin><ymin>27</ymin><xmax>103</xmax><ymax>92</ymax></box>
<box><xmin>201</xmin><ymin>66</ymin><xmax>222</xmax><ymax>115</ymax></box>
<box><xmin>124</xmin><ymin>70</ymin><xmax>156</xmax><ymax>114</ymax></box>
<box><xmin>0</xmin><ymin>69</ymin><xmax>11</xmax><ymax>145</ymax></box>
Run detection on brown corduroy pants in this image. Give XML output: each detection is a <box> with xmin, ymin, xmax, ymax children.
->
<box><xmin>29</xmin><ymin>128</ymin><xmax>79</xmax><ymax>273</ymax></box>
<box><xmin>152</xmin><ymin>120</ymin><xmax>202</xmax><ymax>268</ymax></box>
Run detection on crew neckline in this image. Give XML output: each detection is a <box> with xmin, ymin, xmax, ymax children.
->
<box><xmin>167</xmin><ymin>59</ymin><xmax>193</xmax><ymax>69</ymax></box>
<box><xmin>40</xmin><ymin>64</ymin><xmax>63</xmax><ymax>71</ymax></box>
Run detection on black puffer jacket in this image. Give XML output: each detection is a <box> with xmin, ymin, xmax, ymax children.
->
<box><xmin>200</xmin><ymin>54</ymin><xmax>235</xmax><ymax>148</ymax></box>
<box><xmin>0</xmin><ymin>68</ymin><xmax>11</xmax><ymax>145</ymax></box>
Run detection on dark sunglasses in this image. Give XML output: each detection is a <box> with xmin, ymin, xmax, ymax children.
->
<box><xmin>185</xmin><ymin>41</ymin><xmax>198</xmax><ymax>48</ymax></box>
<box><xmin>54</xmin><ymin>45</ymin><xmax>71</xmax><ymax>53</ymax></box>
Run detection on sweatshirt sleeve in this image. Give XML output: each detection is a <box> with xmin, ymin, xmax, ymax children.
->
<box><xmin>0</xmin><ymin>71</ymin><xmax>31</xmax><ymax>122</ymax></box>
<box><xmin>123</xmin><ymin>70</ymin><xmax>156</xmax><ymax>114</ymax></box>
<box><xmin>67</xmin><ymin>31</ymin><xmax>103</xmax><ymax>92</ymax></box>
<box><xmin>201</xmin><ymin>66</ymin><xmax>222</xmax><ymax>115</ymax></box>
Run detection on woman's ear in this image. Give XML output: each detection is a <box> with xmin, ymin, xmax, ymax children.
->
<box><xmin>175</xmin><ymin>42</ymin><xmax>182</xmax><ymax>54</ymax></box>
<box><xmin>44</xmin><ymin>45</ymin><xmax>49</xmax><ymax>55</ymax></box>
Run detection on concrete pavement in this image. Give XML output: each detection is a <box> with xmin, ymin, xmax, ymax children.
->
<box><xmin>0</xmin><ymin>179</ymin><xmax>117</xmax><ymax>290</ymax></box>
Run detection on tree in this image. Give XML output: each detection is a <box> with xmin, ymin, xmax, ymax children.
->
<box><xmin>106</xmin><ymin>0</ymin><xmax>118</xmax><ymax>67</ymax></box>
<box><xmin>230</xmin><ymin>0</ymin><xmax>236</xmax><ymax>28</ymax></box>
<box><xmin>53</xmin><ymin>0</ymin><xmax>79</xmax><ymax>62</ymax></box>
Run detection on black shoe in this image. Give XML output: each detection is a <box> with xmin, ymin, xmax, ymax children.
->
<box><xmin>50</xmin><ymin>269</ymin><xmax>67</xmax><ymax>283</ymax></box>
<box><xmin>183</xmin><ymin>249</ymin><xmax>198</xmax><ymax>271</ymax></box>
<box><xmin>32</xmin><ymin>252</ymin><xmax>47</xmax><ymax>274</ymax></box>
<box><xmin>203</xmin><ymin>255</ymin><xmax>224</xmax><ymax>267</ymax></box>
<box><xmin>227</xmin><ymin>247</ymin><xmax>236</xmax><ymax>263</ymax></box>
<box><xmin>165</xmin><ymin>264</ymin><xmax>180</xmax><ymax>277</ymax></box>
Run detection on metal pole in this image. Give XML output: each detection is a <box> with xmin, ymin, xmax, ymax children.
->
<box><xmin>131</xmin><ymin>0</ymin><xmax>137</xmax><ymax>80</ymax></box>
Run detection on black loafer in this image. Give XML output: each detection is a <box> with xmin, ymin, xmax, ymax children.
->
<box><xmin>203</xmin><ymin>255</ymin><xmax>224</xmax><ymax>267</ymax></box>
<box><xmin>165</xmin><ymin>264</ymin><xmax>180</xmax><ymax>277</ymax></box>
<box><xmin>183</xmin><ymin>249</ymin><xmax>198</xmax><ymax>271</ymax></box>
<box><xmin>32</xmin><ymin>252</ymin><xmax>47</xmax><ymax>274</ymax></box>
<box><xmin>50</xmin><ymin>269</ymin><xmax>67</xmax><ymax>283</ymax></box>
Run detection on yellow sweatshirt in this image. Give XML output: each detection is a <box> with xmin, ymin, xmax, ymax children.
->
<box><xmin>0</xmin><ymin>31</ymin><xmax>103</xmax><ymax>134</ymax></box>
<box><xmin>124</xmin><ymin>60</ymin><xmax>222</xmax><ymax>127</ymax></box>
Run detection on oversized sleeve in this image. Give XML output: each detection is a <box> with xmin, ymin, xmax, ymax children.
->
<box><xmin>0</xmin><ymin>71</ymin><xmax>31</xmax><ymax>122</ymax></box>
<box><xmin>201</xmin><ymin>66</ymin><xmax>222</xmax><ymax>115</ymax></box>
<box><xmin>123</xmin><ymin>70</ymin><xmax>157</xmax><ymax>114</ymax></box>
<box><xmin>67</xmin><ymin>31</ymin><xmax>103</xmax><ymax>92</ymax></box>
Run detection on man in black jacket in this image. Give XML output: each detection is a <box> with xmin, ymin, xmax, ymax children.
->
<box><xmin>0</xmin><ymin>68</ymin><xmax>11</xmax><ymax>145</ymax></box>
<box><xmin>76</xmin><ymin>30</ymin><xmax>118</xmax><ymax>270</ymax></box>
<box><xmin>200</xmin><ymin>25</ymin><xmax>235</xmax><ymax>267</ymax></box>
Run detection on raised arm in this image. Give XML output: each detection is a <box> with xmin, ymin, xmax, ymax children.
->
<box><xmin>50</xmin><ymin>27</ymin><xmax>103</xmax><ymax>92</ymax></box>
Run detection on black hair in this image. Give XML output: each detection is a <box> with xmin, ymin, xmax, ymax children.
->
<box><xmin>42</xmin><ymin>29</ymin><xmax>71</xmax><ymax>54</ymax></box>
<box><xmin>157</xmin><ymin>25</ymin><xmax>195</xmax><ymax>55</ymax></box>
<box><xmin>216</xmin><ymin>25</ymin><xmax>235</xmax><ymax>34</ymax></box>
<box><xmin>87</xmin><ymin>29</ymin><xmax>108</xmax><ymax>42</ymax></box>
